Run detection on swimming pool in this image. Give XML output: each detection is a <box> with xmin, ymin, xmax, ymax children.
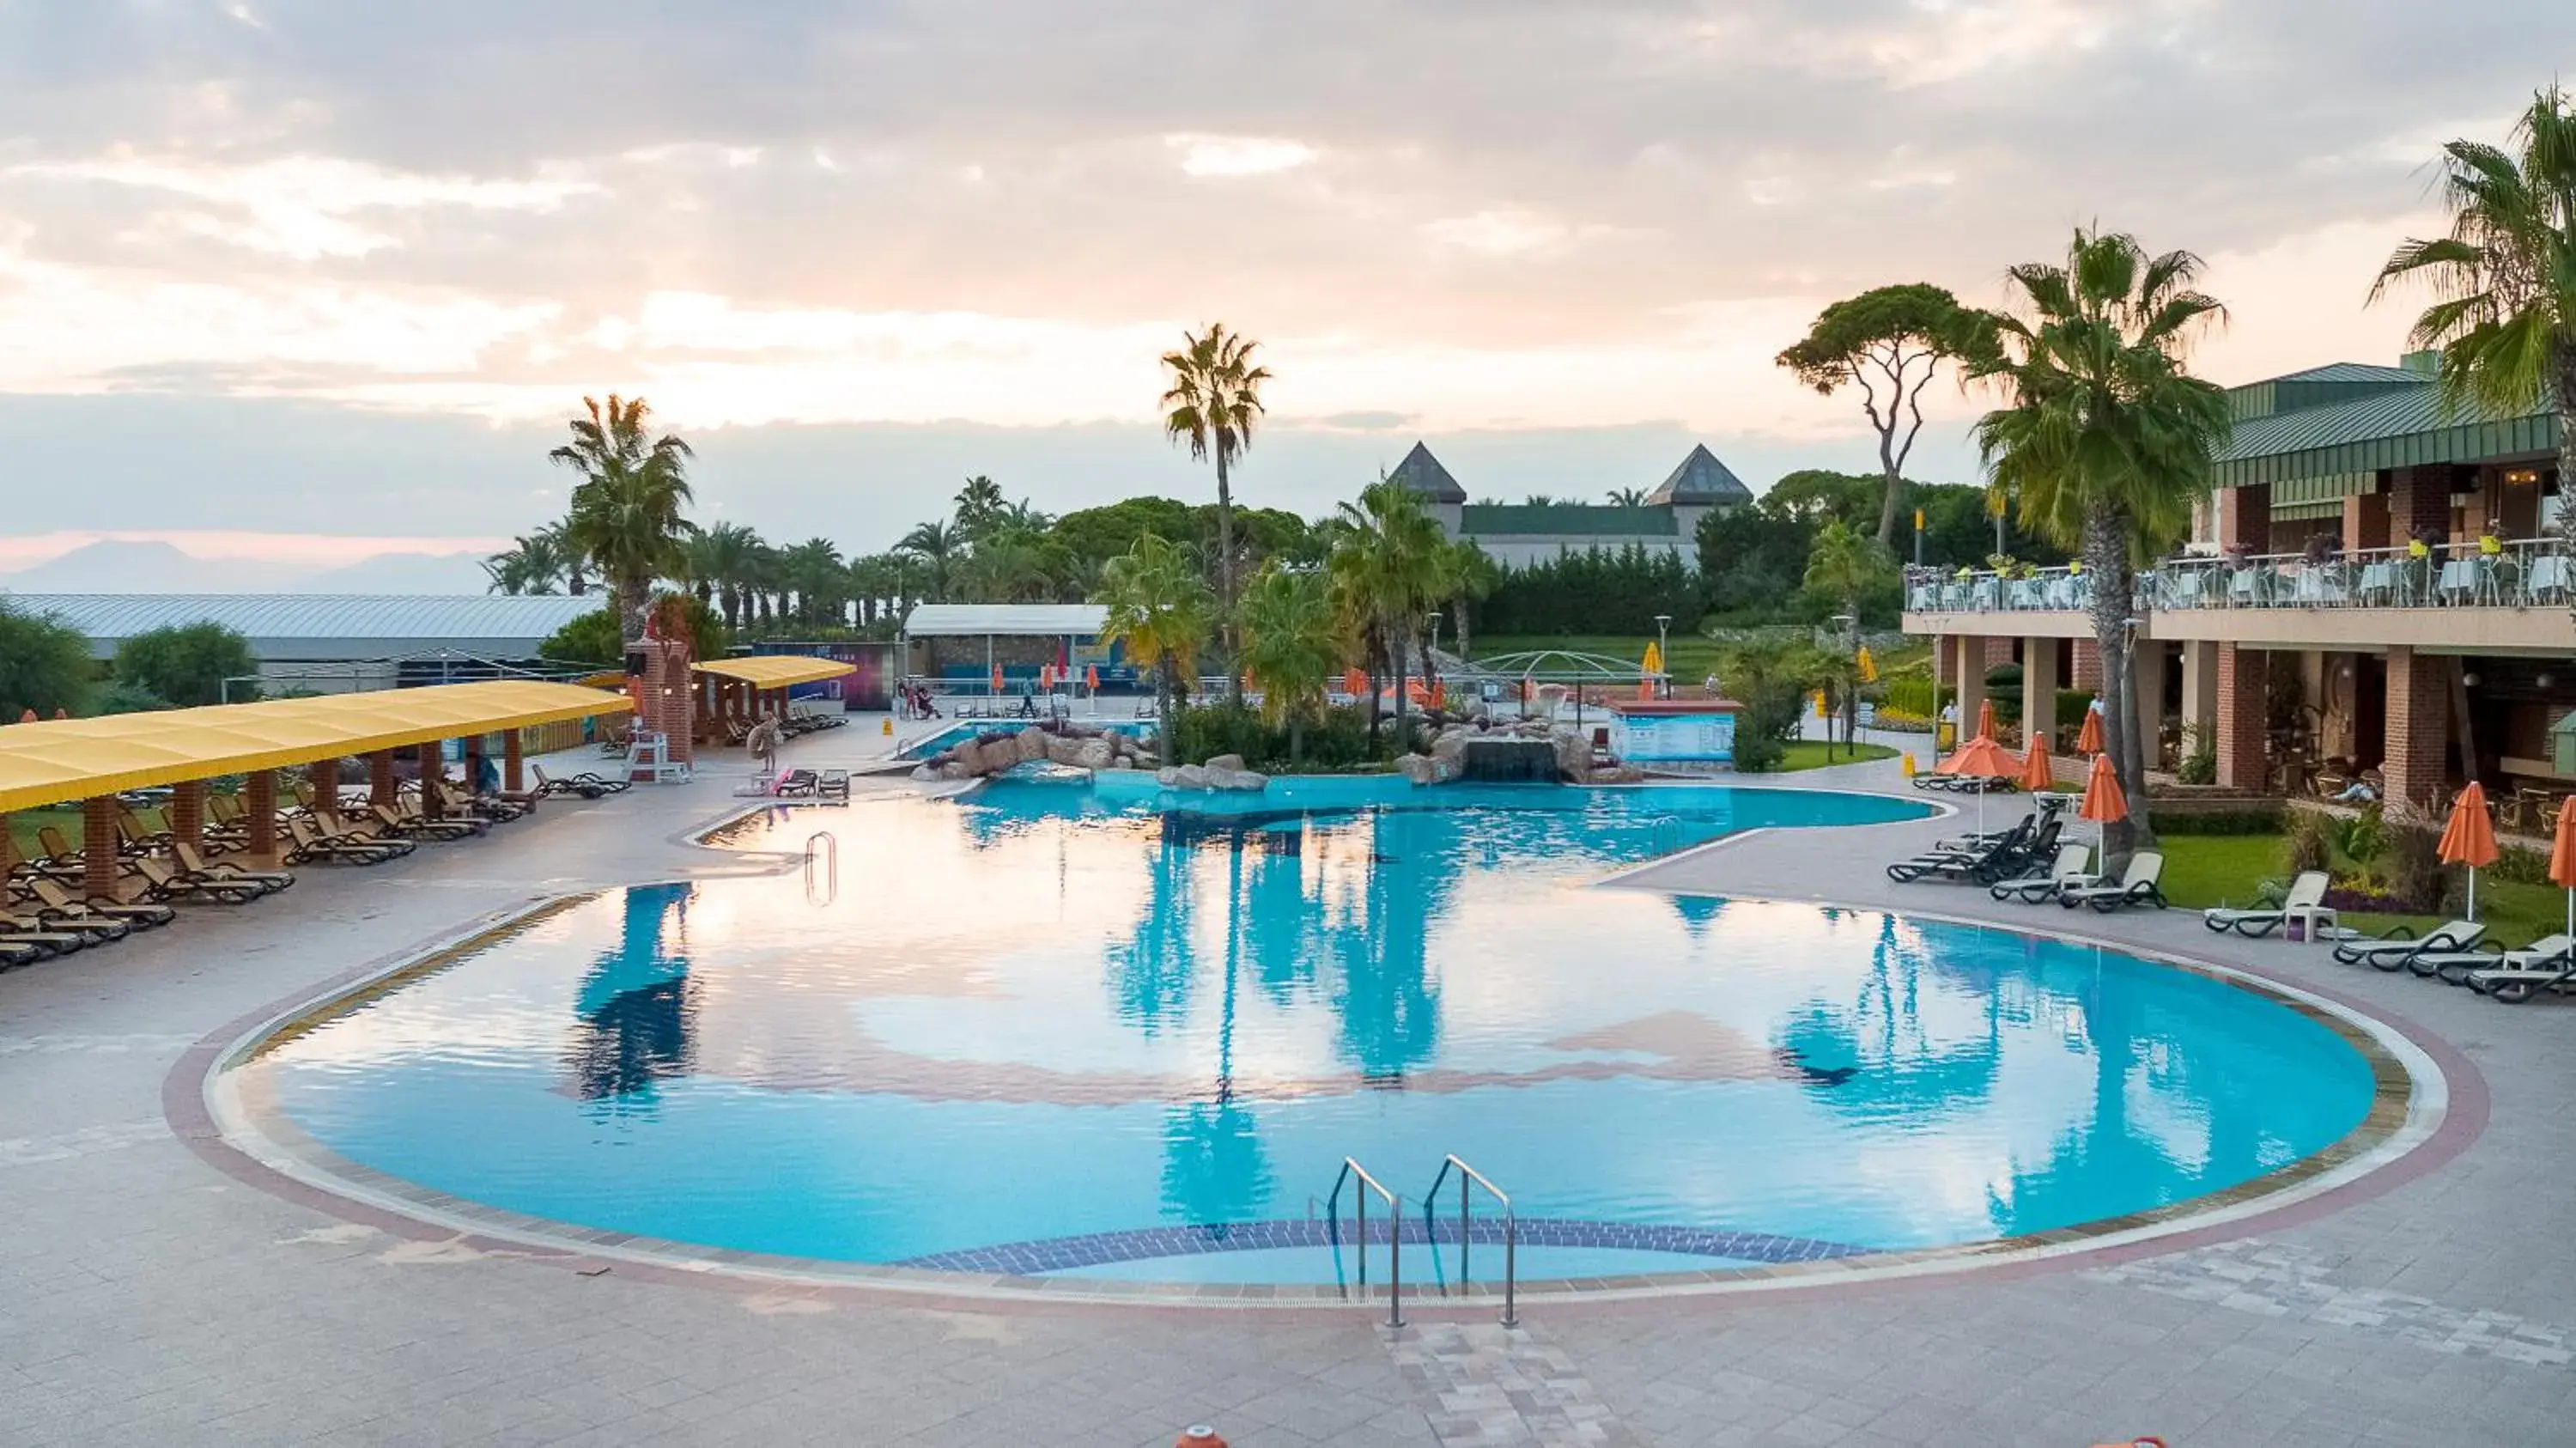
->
<box><xmin>224</xmin><ymin>779</ymin><xmax>2393</xmax><ymax>1292</ymax></box>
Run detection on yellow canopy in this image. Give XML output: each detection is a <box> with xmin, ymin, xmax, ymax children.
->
<box><xmin>0</xmin><ymin>680</ymin><xmax>633</xmax><ymax>812</ymax></box>
<box><xmin>690</xmin><ymin>655</ymin><xmax>855</xmax><ymax>688</ymax></box>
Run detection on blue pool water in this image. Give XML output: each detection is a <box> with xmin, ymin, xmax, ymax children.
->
<box><xmin>238</xmin><ymin>780</ymin><xmax>2381</xmax><ymax>1285</ymax></box>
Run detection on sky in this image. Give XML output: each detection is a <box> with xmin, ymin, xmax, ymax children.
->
<box><xmin>3</xmin><ymin>0</ymin><xmax>2570</xmax><ymax>573</ymax></box>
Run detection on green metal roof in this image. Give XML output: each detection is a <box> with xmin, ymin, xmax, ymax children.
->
<box><xmin>1459</xmin><ymin>503</ymin><xmax>1679</xmax><ymax>537</ymax></box>
<box><xmin>2269</xmin><ymin>362</ymin><xmax>2427</xmax><ymax>385</ymax></box>
<box><xmin>2215</xmin><ymin>386</ymin><xmax>2558</xmax><ymax>487</ymax></box>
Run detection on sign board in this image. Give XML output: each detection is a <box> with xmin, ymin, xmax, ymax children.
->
<box><xmin>1613</xmin><ymin>710</ymin><xmax>1737</xmax><ymax>764</ymax></box>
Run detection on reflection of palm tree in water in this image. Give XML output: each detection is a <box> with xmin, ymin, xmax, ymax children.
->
<box><xmin>565</xmin><ymin>883</ymin><xmax>698</xmax><ymax>1105</ymax></box>
<box><xmin>1778</xmin><ymin>913</ymin><xmax>2002</xmax><ymax>1124</ymax></box>
<box><xmin>1106</xmin><ymin>837</ymin><xmax>1199</xmax><ymax>1033</ymax></box>
<box><xmin>1161</xmin><ymin>837</ymin><xmax>1275</xmax><ymax>1226</ymax></box>
<box><xmin>1331</xmin><ymin>809</ymin><xmax>1445</xmax><ymax>1080</ymax></box>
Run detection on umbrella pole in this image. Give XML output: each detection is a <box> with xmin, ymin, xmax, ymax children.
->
<box><xmin>2468</xmin><ymin>867</ymin><xmax>2477</xmax><ymax>922</ymax></box>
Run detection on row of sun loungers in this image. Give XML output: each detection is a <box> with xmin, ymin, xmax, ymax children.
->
<box><xmin>2189</xmin><ymin>868</ymin><xmax>2576</xmax><ymax>1004</ymax></box>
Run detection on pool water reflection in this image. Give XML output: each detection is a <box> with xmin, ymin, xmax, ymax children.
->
<box><xmin>235</xmin><ymin>780</ymin><xmax>2379</xmax><ymax>1284</ymax></box>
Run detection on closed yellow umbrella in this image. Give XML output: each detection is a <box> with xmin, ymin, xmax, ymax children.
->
<box><xmin>1642</xmin><ymin>640</ymin><xmax>1663</xmax><ymax>676</ymax></box>
<box><xmin>1856</xmin><ymin>646</ymin><xmax>1876</xmax><ymax>684</ymax></box>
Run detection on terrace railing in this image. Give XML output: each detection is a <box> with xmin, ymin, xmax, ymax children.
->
<box><xmin>1905</xmin><ymin>537</ymin><xmax>2576</xmax><ymax>617</ymax></box>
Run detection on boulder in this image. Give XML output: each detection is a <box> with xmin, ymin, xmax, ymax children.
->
<box><xmin>1156</xmin><ymin>766</ymin><xmax>1182</xmax><ymax>788</ymax></box>
<box><xmin>1044</xmin><ymin>733</ymin><xmax>1086</xmax><ymax>767</ymax></box>
<box><xmin>1395</xmin><ymin>752</ymin><xmax>1437</xmax><ymax>786</ymax></box>
<box><xmin>1431</xmin><ymin>727</ymin><xmax>1471</xmax><ymax>764</ymax></box>
<box><xmin>1175</xmin><ymin>764</ymin><xmax>1212</xmax><ymax>791</ymax></box>
<box><xmin>1205</xmin><ymin>753</ymin><xmax>1247</xmax><ymax>775</ymax></box>
<box><xmin>910</xmin><ymin>764</ymin><xmax>940</xmax><ymax>782</ymax></box>
<box><xmin>1551</xmin><ymin>730</ymin><xmax>1590</xmax><ymax>782</ymax></box>
<box><xmin>937</xmin><ymin>762</ymin><xmax>975</xmax><ymax>782</ymax></box>
<box><xmin>1205</xmin><ymin>766</ymin><xmax>1270</xmax><ymax>792</ymax></box>
<box><xmin>1073</xmin><ymin>737</ymin><xmax>1115</xmax><ymax>770</ymax></box>
<box><xmin>1016</xmin><ymin>728</ymin><xmax>1049</xmax><ymax>763</ymax></box>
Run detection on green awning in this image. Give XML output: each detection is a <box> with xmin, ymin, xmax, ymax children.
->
<box><xmin>2269</xmin><ymin>472</ymin><xmax>2370</xmax><ymax>520</ymax></box>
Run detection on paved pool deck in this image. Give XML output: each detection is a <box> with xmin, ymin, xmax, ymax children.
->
<box><xmin>2</xmin><ymin>724</ymin><xmax>2570</xmax><ymax>1446</ymax></box>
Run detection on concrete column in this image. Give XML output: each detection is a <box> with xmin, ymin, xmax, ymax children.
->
<box><xmin>2072</xmin><ymin>637</ymin><xmax>2102</xmax><ymax>691</ymax></box>
<box><xmin>2385</xmin><ymin>646</ymin><xmax>2451</xmax><ymax>818</ymax></box>
<box><xmin>2180</xmin><ymin>640</ymin><xmax>2221</xmax><ymax>751</ymax></box>
<box><xmin>171</xmin><ymin>780</ymin><xmax>205</xmax><ymax>854</ymax></box>
<box><xmin>416</xmin><ymin>742</ymin><xmax>445</xmax><ymax>819</ymax></box>
<box><xmin>246</xmin><ymin>770</ymin><xmax>279</xmax><ymax>861</ymax></box>
<box><xmin>369</xmin><ymin>751</ymin><xmax>398</xmax><ymax>810</ymax></box>
<box><xmin>82</xmin><ymin>795</ymin><xmax>119</xmax><ymax>899</ymax></box>
<box><xmin>1953</xmin><ymin>635</ymin><xmax>1987</xmax><ymax>735</ymax></box>
<box><xmin>2131</xmin><ymin>640</ymin><xmax>2170</xmax><ymax>772</ymax></box>
<box><xmin>2215</xmin><ymin>644</ymin><xmax>2267</xmax><ymax>790</ymax></box>
<box><xmin>2022</xmin><ymin>636</ymin><xmax>2060</xmax><ymax>749</ymax></box>
<box><xmin>504</xmin><ymin>731</ymin><xmax>526</xmax><ymax>794</ymax></box>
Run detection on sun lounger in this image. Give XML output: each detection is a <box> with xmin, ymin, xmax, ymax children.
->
<box><xmin>0</xmin><ymin>922</ymin><xmax>89</xmax><ymax>957</ymax></box>
<box><xmin>2413</xmin><ymin>932</ymin><xmax>2571</xmax><ymax>985</ymax></box>
<box><xmin>371</xmin><ymin>802</ymin><xmax>485</xmax><ymax>842</ymax></box>
<box><xmin>22</xmin><ymin>877</ymin><xmax>174</xmax><ymax>929</ymax></box>
<box><xmin>532</xmin><ymin>764</ymin><xmax>629</xmax><ymax>799</ymax></box>
<box><xmin>2468</xmin><ymin>937</ymin><xmax>2576</xmax><ymax>1003</ymax></box>
<box><xmin>1889</xmin><ymin>818</ymin><xmax>2036</xmax><ymax>884</ymax></box>
<box><xmin>1990</xmin><ymin>843</ymin><xmax>2093</xmax><ymax>903</ymax></box>
<box><xmin>817</xmin><ymin>770</ymin><xmax>850</xmax><ymax>800</ymax></box>
<box><xmin>315</xmin><ymin>813</ymin><xmax>416</xmax><ymax>856</ymax></box>
<box><xmin>171</xmin><ymin>843</ymin><xmax>292</xmax><ymax>895</ymax></box>
<box><xmin>128</xmin><ymin>857</ymin><xmax>265</xmax><ymax>905</ymax></box>
<box><xmin>773</xmin><ymin>769</ymin><xmax>818</xmax><ymax>798</ymax></box>
<box><xmin>4</xmin><ymin>905</ymin><xmax>123</xmax><ymax>943</ymax></box>
<box><xmin>0</xmin><ymin>938</ymin><xmax>43</xmax><ymax>969</ymax></box>
<box><xmin>2057</xmin><ymin>851</ymin><xmax>2166</xmax><ymax>911</ymax></box>
<box><xmin>283</xmin><ymin>818</ymin><xmax>404</xmax><ymax>866</ymax></box>
<box><xmin>2202</xmin><ymin>871</ymin><xmax>2331</xmax><ymax>938</ymax></box>
<box><xmin>2331</xmin><ymin>918</ymin><xmax>2484</xmax><ymax>970</ymax></box>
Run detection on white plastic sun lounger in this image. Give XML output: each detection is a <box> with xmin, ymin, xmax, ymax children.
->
<box><xmin>1990</xmin><ymin>843</ymin><xmax>2093</xmax><ymax>903</ymax></box>
<box><xmin>2423</xmin><ymin>933</ymin><xmax>2573</xmax><ymax>987</ymax></box>
<box><xmin>2468</xmin><ymin>937</ymin><xmax>2576</xmax><ymax>1003</ymax></box>
<box><xmin>2333</xmin><ymin>918</ymin><xmax>2483</xmax><ymax>970</ymax></box>
<box><xmin>2202</xmin><ymin>871</ymin><xmax>2330</xmax><ymax>938</ymax></box>
<box><xmin>2057</xmin><ymin>851</ymin><xmax>2165</xmax><ymax>912</ymax></box>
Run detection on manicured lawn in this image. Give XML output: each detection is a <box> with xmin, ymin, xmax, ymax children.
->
<box><xmin>1773</xmin><ymin>741</ymin><xmax>1897</xmax><ymax>772</ymax></box>
<box><xmin>2154</xmin><ymin>830</ymin><xmax>2569</xmax><ymax>945</ymax></box>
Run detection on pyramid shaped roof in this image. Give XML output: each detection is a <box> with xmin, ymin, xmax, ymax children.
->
<box><xmin>1386</xmin><ymin>441</ymin><xmax>1467</xmax><ymax>504</ymax></box>
<box><xmin>1646</xmin><ymin>444</ymin><xmax>1753</xmax><ymax>505</ymax></box>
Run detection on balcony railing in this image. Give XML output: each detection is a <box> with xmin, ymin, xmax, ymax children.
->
<box><xmin>1906</xmin><ymin>538</ymin><xmax>2576</xmax><ymax>617</ymax></box>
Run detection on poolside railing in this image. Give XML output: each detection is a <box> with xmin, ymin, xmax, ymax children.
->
<box><xmin>1321</xmin><ymin>1157</ymin><xmax>1403</xmax><ymax>1327</ymax></box>
<box><xmin>1905</xmin><ymin>536</ymin><xmax>2576</xmax><ymax>617</ymax></box>
<box><xmin>1423</xmin><ymin>1154</ymin><xmax>1517</xmax><ymax>1328</ymax></box>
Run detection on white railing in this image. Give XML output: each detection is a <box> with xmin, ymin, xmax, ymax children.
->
<box><xmin>1906</xmin><ymin>537</ymin><xmax>2576</xmax><ymax>616</ymax></box>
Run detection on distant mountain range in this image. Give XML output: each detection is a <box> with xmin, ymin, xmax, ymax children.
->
<box><xmin>0</xmin><ymin>540</ymin><xmax>495</xmax><ymax>595</ymax></box>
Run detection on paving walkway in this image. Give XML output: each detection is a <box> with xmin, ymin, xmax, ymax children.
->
<box><xmin>2</xmin><ymin>727</ymin><xmax>2570</xmax><ymax>1445</ymax></box>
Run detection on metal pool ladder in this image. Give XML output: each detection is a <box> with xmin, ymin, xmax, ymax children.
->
<box><xmin>1425</xmin><ymin>1155</ymin><xmax>1518</xmax><ymax>1327</ymax></box>
<box><xmin>1321</xmin><ymin>1158</ymin><xmax>1403</xmax><ymax>1328</ymax></box>
<box><xmin>804</xmin><ymin>830</ymin><xmax>837</xmax><ymax>905</ymax></box>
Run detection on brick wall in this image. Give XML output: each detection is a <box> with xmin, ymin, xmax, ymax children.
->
<box><xmin>2388</xmin><ymin>467</ymin><xmax>2454</xmax><ymax>545</ymax></box>
<box><xmin>2343</xmin><ymin>490</ymin><xmax>2391</xmax><ymax>554</ymax></box>
<box><xmin>2384</xmin><ymin>646</ymin><xmax>2451</xmax><ymax>818</ymax></box>
<box><xmin>2214</xmin><ymin>645</ymin><xmax>2267</xmax><ymax>789</ymax></box>
<box><xmin>2216</xmin><ymin>484</ymin><xmax>2271</xmax><ymax>555</ymax></box>
<box><xmin>2072</xmin><ymin>637</ymin><xmax>2101</xmax><ymax>691</ymax></box>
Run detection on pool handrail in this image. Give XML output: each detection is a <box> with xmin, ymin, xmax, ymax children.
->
<box><xmin>1323</xmin><ymin>1157</ymin><xmax>1402</xmax><ymax>1327</ymax></box>
<box><xmin>1423</xmin><ymin>1154</ymin><xmax>1517</xmax><ymax>1328</ymax></box>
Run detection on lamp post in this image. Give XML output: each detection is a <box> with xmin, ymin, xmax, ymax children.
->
<box><xmin>1653</xmin><ymin>614</ymin><xmax>1671</xmax><ymax>699</ymax></box>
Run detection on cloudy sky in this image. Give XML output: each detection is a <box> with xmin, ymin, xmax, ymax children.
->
<box><xmin>3</xmin><ymin>0</ymin><xmax>2568</xmax><ymax>572</ymax></box>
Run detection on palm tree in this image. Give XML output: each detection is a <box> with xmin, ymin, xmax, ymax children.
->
<box><xmin>552</xmin><ymin>395</ymin><xmax>696</xmax><ymax>645</ymax></box>
<box><xmin>1606</xmin><ymin>487</ymin><xmax>1645</xmax><ymax>507</ymax></box>
<box><xmin>1969</xmin><ymin>228</ymin><xmax>2231</xmax><ymax>863</ymax></box>
<box><xmin>1803</xmin><ymin>517</ymin><xmax>1889</xmax><ymax>755</ymax></box>
<box><xmin>954</xmin><ymin>475</ymin><xmax>1006</xmax><ymax>538</ymax></box>
<box><xmin>1236</xmin><ymin>565</ymin><xmax>1346</xmax><ymax>769</ymax></box>
<box><xmin>781</xmin><ymin>538</ymin><xmax>846</xmax><ymax>626</ymax></box>
<box><xmin>1436</xmin><ymin>541</ymin><xmax>1500</xmax><ymax>662</ymax></box>
<box><xmin>684</xmin><ymin>522</ymin><xmax>762</xmax><ymax>625</ymax></box>
<box><xmin>1097</xmin><ymin>533</ymin><xmax>1215</xmax><ymax>765</ymax></box>
<box><xmin>482</xmin><ymin>530</ymin><xmax>569</xmax><ymax>595</ymax></box>
<box><xmin>2372</xmin><ymin>85</ymin><xmax>2576</xmax><ymax>567</ymax></box>
<box><xmin>1159</xmin><ymin>323</ymin><xmax>1272</xmax><ymax>704</ymax></box>
<box><xmin>897</xmin><ymin>520</ymin><xmax>959</xmax><ymax>602</ymax></box>
<box><xmin>1329</xmin><ymin>479</ymin><xmax>1448</xmax><ymax>754</ymax></box>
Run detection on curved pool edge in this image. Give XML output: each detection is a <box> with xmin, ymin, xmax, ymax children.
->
<box><xmin>181</xmin><ymin>877</ymin><xmax>2459</xmax><ymax>1314</ymax></box>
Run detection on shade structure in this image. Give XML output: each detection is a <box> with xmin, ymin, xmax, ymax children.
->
<box><xmin>1938</xmin><ymin>732</ymin><xmax>2020</xmax><ymax>837</ymax></box>
<box><xmin>2019</xmin><ymin>732</ymin><xmax>2054</xmax><ymax>793</ymax></box>
<box><xmin>0</xmin><ymin>680</ymin><xmax>634</xmax><ymax>813</ymax></box>
<box><xmin>690</xmin><ymin>655</ymin><xmax>856</xmax><ymax>689</ymax></box>
<box><xmin>2551</xmin><ymin>801</ymin><xmax>2576</xmax><ymax>940</ymax></box>
<box><xmin>2078</xmin><ymin>752</ymin><xmax>2128</xmax><ymax>824</ymax></box>
<box><xmin>2439</xmin><ymin>782</ymin><xmax>2501</xmax><ymax>919</ymax></box>
<box><xmin>2075</xmin><ymin>700</ymin><xmax>2105</xmax><ymax>754</ymax></box>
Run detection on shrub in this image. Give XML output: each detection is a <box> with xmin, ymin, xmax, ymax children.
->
<box><xmin>2329</xmin><ymin>804</ymin><xmax>2385</xmax><ymax>873</ymax></box>
<box><xmin>114</xmin><ymin>621</ymin><xmax>257</xmax><ymax>707</ymax></box>
<box><xmin>2153</xmin><ymin>808</ymin><xmax>2284</xmax><ymax>836</ymax></box>
<box><xmin>2489</xmin><ymin>844</ymin><xmax>2552</xmax><ymax>885</ymax></box>
<box><xmin>2384</xmin><ymin>825</ymin><xmax>2445</xmax><ymax>911</ymax></box>
<box><xmin>2287</xmin><ymin>810</ymin><xmax>2331</xmax><ymax>874</ymax></box>
<box><xmin>0</xmin><ymin>599</ymin><xmax>94</xmax><ymax>718</ymax></box>
<box><xmin>1985</xmin><ymin>663</ymin><xmax>2022</xmax><ymax>691</ymax></box>
<box><xmin>2178</xmin><ymin>724</ymin><xmax>2216</xmax><ymax>786</ymax></box>
<box><xmin>1167</xmin><ymin>701</ymin><xmax>1384</xmax><ymax>772</ymax></box>
<box><xmin>92</xmin><ymin>681</ymin><xmax>173</xmax><ymax>715</ymax></box>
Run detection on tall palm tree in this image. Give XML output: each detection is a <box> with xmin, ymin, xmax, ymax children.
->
<box><xmin>781</xmin><ymin>538</ymin><xmax>846</xmax><ymax>626</ymax></box>
<box><xmin>683</xmin><ymin>522</ymin><xmax>762</xmax><ymax>625</ymax></box>
<box><xmin>2372</xmin><ymin>85</ymin><xmax>2576</xmax><ymax>567</ymax></box>
<box><xmin>1969</xmin><ymin>228</ymin><xmax>2231</xmax><ymax>863</ymax></box>
<box><xmin>1236</xmin><ymin>564</ymin><xmax>1346</xmax><ymax>769</ymax></box>
<box><xmin>954</xmin><ymin>475</ymin><xmax>1006</xmax><ymax>538</ymax></box>
<box><xmin>897</xmin><ymin>520</ymin><xmax>959</xmax><ymax>602</ymax></box>
<box><xmin>1329</xmin><ymin>479</ymin><xmax>1448</xmax><ymax>754</ymax></box>
<box><xmin>552</xmin><ymin>394</ymin><xmax>696</xmax><ymax>646</ymax></box>
<box><xmin>1606</xmin><ymin>486</ymin><xmax>1646</xmax><ymax>507</ymax></box>
<box><xmin>1803</xmin><ymin>517</ymin><xmax>1889</xmax><ymax>754</ymax></box>
<box><xmin>1160</xmin><ymin>323</ymin><xmax>1273</xmax><ymax>704</ymax></box>
<box><xmin>1097</xmin><ymin>533</ymin><xmax>1215</xmax><ymax>765</ymax></box>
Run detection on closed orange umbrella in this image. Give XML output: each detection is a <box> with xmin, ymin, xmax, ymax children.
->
<box><xmin>1976</xmin><ymin>698</ymin><xmax>1996</xmax><ymax>741</ymax></box>
<box><xmin>2078</xmin><ymin>752</ymin><xmax>2128</xmax><ymax>824</ymax></box>
<box><xmin>1085</xmin><ymin>664</ymin><xmax>1099</xmax><ymax>691</ymax></box>
<box><xmin>2439</xmin><ymin>782</ymin><xmax>2500</xmax><ymax>919</ymax></box>
<box><xmin>15</xmin><ymin>709</ymin><xmax>31</xmax><ymax>723</ymax></box>
<box><xmin>1040</xmin><ymin>663</ymin><xmax>1055</xmax><ymax>691</ymax></box>
<box><xmin>2019</xmin><ymin>731</ymin><xmax>2054</xmax><ymax>793</ymax></box>
<box><xmin>1637</xmin><ymin>675</ymin><xmax>1655</xmax><ymax>701</ymax></box>
<box><xmin>1344</xmin><ymin>667</ymin><xmax>1367</xmax><ymax>698</ymax></box>
<box><xmin>991</xmin><ymin>663</ymin><xmax>1005</xmax><ymax>692</ymax></box>
<box><xmin>2075</xmin><ymin>700</ymin><xmax>2104</xmax><ymax>754</ymax></box>
<box><xmin>2549</xmin><ymin>800</ymin><xmax>2576</xmax><ymax>940</ymax></box>
<box><xmin>1429</xmin><ymin>678</ymin><xmax>1446</xmax><ymax>709</ymax></box>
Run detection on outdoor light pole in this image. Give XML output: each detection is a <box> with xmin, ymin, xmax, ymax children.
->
<box><xmin>1654</xmin><ymin>614</ymin><xmax>1671</xmax><ymax>698</ymax></box>
<box><xmin>1427</xmin><ymin>611</ymin><xmax>1442</xmax><ymax>675</ymax></box>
